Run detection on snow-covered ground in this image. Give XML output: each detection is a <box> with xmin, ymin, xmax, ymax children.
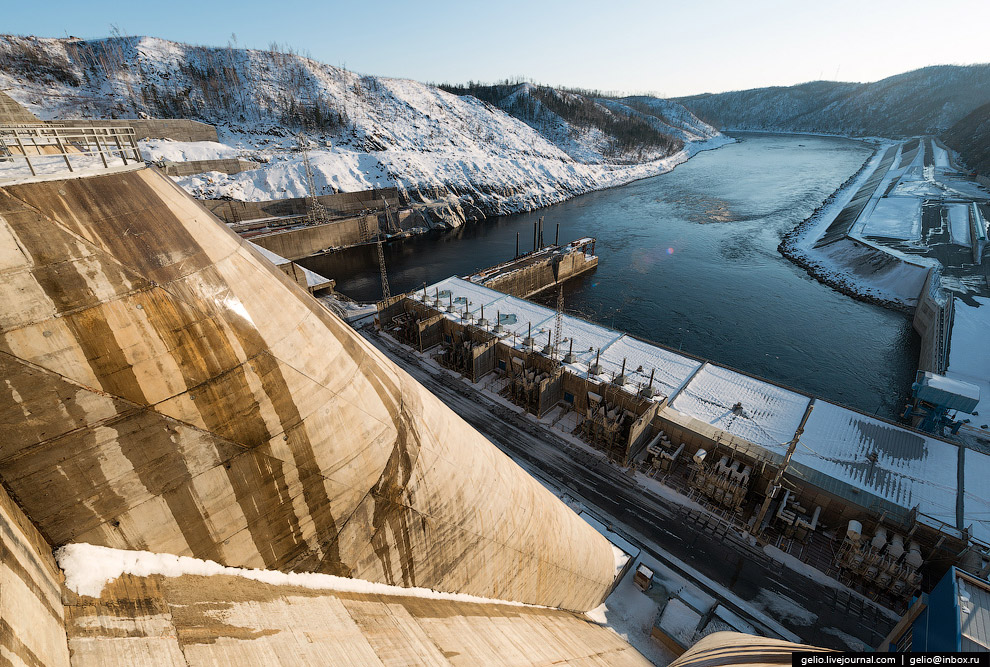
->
<box><xmin>859</xmin><ymin>197</ymin><xmax>921</xmax><ymax>240</ymax></box>
<box><xmin>946</xmin><ymin>296</ymin><xmax>990</xmax><ymax>444</ymax></box>
<box><xmin>947</xmin><ymin>203</ymin><xmax>972</xmax><ymax>246</ymax></box>
<box><xmin>779</xmin><ymin>136</ymin><xmax>988</xmax><ymax>312</ymax></box>
<box><xmin>0</xmin><ymin>35</ymin><xmax>730</xmax><ymax>223</ymax></box>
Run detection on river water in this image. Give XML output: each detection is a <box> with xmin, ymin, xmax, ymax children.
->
<box><xmin>301</xmin><ymin>133</ymin><xmax>919</xmax><ymax>419</ymax></box>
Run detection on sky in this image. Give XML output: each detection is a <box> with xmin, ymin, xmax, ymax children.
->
<box><xmin>5</xmin><ymin>0</ymin><xmax>990</xmax><ymax>97</ymax></box>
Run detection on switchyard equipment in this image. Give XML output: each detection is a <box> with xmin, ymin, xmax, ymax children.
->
<box><xmin>837</xmin><ymin>521</ymin><xmax>925</xmax><ymax>603</ymax></box>
<box><xmin>688</xmin><ymin>452</ymin><xmax>752</xmax><ymax>512</ymax></box>
<box><xmin>644</xmin><ymin>429</ymin><xmax>684</xmax><ymax>473</ymax></box>
<box><xmin>389</xmin><ymin>276</ymin><xmax>990</xmax><ymax>599</ymax></box>
<box><xmin>581</xmin><ymin>391</ymin><xmax>639</xmax><ymax>463</ymax></box>
<box><xmin>905</xmin><ymin>371</ymin><xmax>980</xmax><ymax>435</ymax></box>
<box><xmin>773</xmin><ymin>488</ymin><xmax>822</xmax><ymax>539</ymax></box>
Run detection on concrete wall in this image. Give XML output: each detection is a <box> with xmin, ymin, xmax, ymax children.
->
<box><xmin>0</xmin><ymin>166</ymin><xmax>616</xmax><ymax>612</ymax></box>
<box><xmin>56</xmin><ymin>118</ymin><xmax>219</xmax><ymax>143</ymax></box>
<box><xmin>163</xmin><ymin>158</ymin><xmax>257</xmax><ymax>177</ymax></box>
<box><xmin>913</xmin><ymin>268</ymin><xmax>953</xmax><ymax>374</ymax></box>
<box><xmin>64</xmin><ymin>572</ymin><xmax>650</xmax><ymax>665</ymax></box>
<box><xmin>0</xmin><ymin>91</ymin><xmax>39</xmax><ymax>124</ymax></box>
<box><xmin>669</xmin><ymin>632</ymin><xmax>827</xmax><ymax>667</ymax></box>
<box><xmin>482</xmin><ymin>250</ymin><xmax>598</xmax><ymax>298</ymax></box>
<box><xmin>204</xmin><ymin>188</ymin><xmax>401</xmax><ymax>223</ymax></box>
<box><xmin>250</xmin><ymin>214</ymin><xmax>382</xmax><ymax>259</ymax></box>
<box><xmin>0</xmin><ymin>483</ymin><xmax>70</xmax><ymax>667</ymax></box>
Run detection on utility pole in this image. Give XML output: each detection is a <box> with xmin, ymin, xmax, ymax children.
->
<box><xmin>751</xmin><ymin>403</ymin><xmax>814</xmax><ymax>537</ymax></box>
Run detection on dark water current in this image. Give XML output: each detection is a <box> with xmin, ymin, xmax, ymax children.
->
<box><xmin>301</xmin><ymin>133</ymin><xmax>919</xmax><ymax>419</ymax></box>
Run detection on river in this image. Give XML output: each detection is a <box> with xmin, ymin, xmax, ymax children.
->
<box><xmin>300</xmin><ymin>133</ymin><xmax>919</xmax><ymax>419</ymax></box>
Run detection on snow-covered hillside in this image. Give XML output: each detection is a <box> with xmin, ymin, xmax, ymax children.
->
<box><xmin>0</xmin><ymin>35</ymin><xmax>727</xmax><ymax>222</ymax></box>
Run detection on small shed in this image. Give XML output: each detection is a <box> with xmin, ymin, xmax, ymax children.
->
<box><xmin>634</xmin><ymin>564</ymin><xmax>655</xmax><ymax>592</ymax></box>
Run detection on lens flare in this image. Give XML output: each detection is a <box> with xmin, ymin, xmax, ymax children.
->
<box><xmin>666</xmin><ymin>247</ymin><xmax>674</xmax><ymax>255</ymax></box>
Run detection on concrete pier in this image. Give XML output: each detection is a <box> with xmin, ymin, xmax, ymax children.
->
<box><xmin>468</xmin><ymin>237</ymin><xmax>599</xmax><ymax>298</ymax></box>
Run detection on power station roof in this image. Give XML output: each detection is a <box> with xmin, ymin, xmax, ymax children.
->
<box><xmin>670</xmin><ymin>364</ymin><xmax>810</xmax><ymax>452</ymax></box>
<box><xmin>417</xmin><ymin>277</ymin><xmax>990</xmax><ymax>545</ymax></box>
<box><xmin>791</xmin><ymin>400</ymin><xmax>960</xmax><ymax>529</ymax></box>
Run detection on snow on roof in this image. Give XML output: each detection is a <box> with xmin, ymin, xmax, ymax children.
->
<box><xmin>597</xmin><ymin>336</ymin><xmax>702</xmax><ymax>398</ymax></box>
<box><xmin>670</xmin><ymin>364</ymin><xmax>810</xmax><ymax>451</ymax></box>
<box><xmin>657</xmin><ymin>598</ymin><xmax>701</xmax><ymax>647</ymax></box>
<box><xmin>423</xmin><ymin>277</ymin><xmax>700</xmax><ymax>398</ymax></box>
<box><xmin>418</xmin><ymin>276</ymin><xmax>510</xmax><ymax>313</ymax></box>
<box><xmin>301</xmin><ymin>266</ymin><xmax>332</xmax><ymax>288</ymax></box>
<box><xmin>948</xmin><ymin>297</ymin><xmax>990</xmax><ymax>382</ymax></box>
<box><xmin>921</xmin><ymin>372</ymin><xmax>981</xmax><ymax>403</ymax></box>
<box><xmin>946</xmin><ymin>297</ymin><xmax>990</xmax><ymax>430</ymax></box>
<box><xmin>555</xmin><ymin>315</ymin><xmax>624</xmax><ymax>366</ymax></box>
<box><xmin>249</xmin><ymin>242</ymin><xmax>290</xmax><ymax>265</ymax></box>
<box><xmin>793</xmin><ymin>401</ymin><xmax>959</xmax><ymax>527</ymax></box>
<box><xmin>415</xmin><ymin>279</ymin><xmax>990</xmax><ymax>535</ymax></box>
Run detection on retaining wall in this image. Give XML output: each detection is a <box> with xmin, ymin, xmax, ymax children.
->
<box><xmin>0</xmin><ymin>91</ymin><xmax>39</xmax><ymax>123</ymax></box>
<box><xmin>204</xmin><ymin>187</ymin><xmax>401</xmax><ymax>223</ymax></box>
<box><xmin>249</xmin><ymin>214</ymin><xmax>382</xmax><ymax>259</ymax></box>
<box><xmin>481</xmin><ymin>249</ymin><xmax>599</xmax><ymax>298</ymax></box>
<box><xmin>163</xmin><ymin>158</ymin><xmax>258</xmax><ymax>177</ymax></box>
<box><xmin>56</xmin><ymin>118</ymin><xmax>219</xmax><ymax>143</ymax></box>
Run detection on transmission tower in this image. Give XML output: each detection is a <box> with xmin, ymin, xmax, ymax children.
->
<box><xmin>298</xmin><ymin>134</ymin><xmax>329</xmax><ymax>226</ymax></box>
<box><xmin>552</xmin><ymin>285</ymin><xmax>564</xmax><ymax>363</ymax></box>
<box><xmin>376</xmin><ymin>237</ymin><xmax>391</xmax><ymax>301</ymax></box>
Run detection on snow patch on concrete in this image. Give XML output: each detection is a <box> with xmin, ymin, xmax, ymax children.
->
<box><xmin>752</xmin><ymin>590</ymin><xmax>818</xmax><ymax>626</ymax></box>
<box><xmin>56</xmin><ymin>543</ymin><xmax>544</xmax><ymax>607</ymax></box>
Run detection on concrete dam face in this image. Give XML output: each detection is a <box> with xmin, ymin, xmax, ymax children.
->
<box><xmin>0</xmin><ymin>166</ymin><xmax>616</xmax><ymax>612</ymax></box>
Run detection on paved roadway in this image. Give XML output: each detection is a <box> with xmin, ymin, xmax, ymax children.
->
<box><xmin>363</xmin><ymin>329</ymin><xmax>898</xmax><ymax>651</ymax></box>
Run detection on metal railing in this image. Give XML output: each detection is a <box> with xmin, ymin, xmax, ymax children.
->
<box><xmin>0</xmin><ymin>124</ymin><xmax>142</xmax><ymax>179</ymax></box>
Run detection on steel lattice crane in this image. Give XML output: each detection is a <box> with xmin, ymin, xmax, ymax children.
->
<box><xmin>376</xmin><ymin>237</ymin><xmax>391</xmax><ymax>301</ymax></box>
<box><xmin>376</xmin><ymin>198</ymin><xmax>392</xmax><ymax>300</ymax></box>
<box><xmin>297</xmin><ymin>134</ymin><xmax>329</xmax><ymax>226</ymax></box>
<box><xmin>552</xmin><ymin>285</ymin><xmax>563</xmax><ymax>363</ymax></box>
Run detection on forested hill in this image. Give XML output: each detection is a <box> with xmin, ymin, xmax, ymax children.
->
<box><xmin>676</xmin><ymin>65</ymin><xmax>990</xmax><ymax>138</ymax></box>
<box><xmin>439</xmin><ymin>81</ymin><xmax>719</xmax><ymax>163</ymax></box>
<box><xmin>0</xmin><ymin>35</ymin><xmax>726</xmax><ymax>218</ymax></box>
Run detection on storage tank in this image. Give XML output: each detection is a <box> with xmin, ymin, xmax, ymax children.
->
<box><xmin>871</xmin><ymin>526</ymin><xmax>888</xmax><ymax>551</ymax></box>
<box><xmin>905</xmin><ymin>542</ymin><xmax>923</xmax><ymax>569</ymax></box>
<box><xmin>693</xmin><ymin>448</ymin><xmax>707</xmax><ymax>465</ymax></box>
<box><xmin>846</xmin><ymin>520</ymin><xmax>863</xmax><ymax>544</ymax></box>
<box><xmin>888</xmin><ymin>534</ymin><xmax>905</xmax><ymax>559</ymax></box>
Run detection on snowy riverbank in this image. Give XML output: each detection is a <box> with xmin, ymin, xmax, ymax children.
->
<box><xmin>148</xmin><ymin>132</ymin><xmax>734</xmax><ymax>225</ymax></box>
